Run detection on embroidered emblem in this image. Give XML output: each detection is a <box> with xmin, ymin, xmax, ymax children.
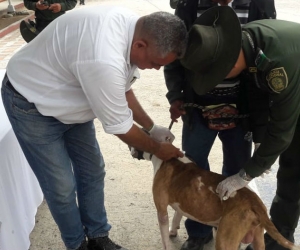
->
<box><xmin>266</xmin><ymin>67</ymin><xmax>288</xmax><ymax>93</ymax></box>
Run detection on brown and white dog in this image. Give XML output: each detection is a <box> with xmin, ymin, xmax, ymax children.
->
<box><xmin>130</xmin><ymin>148</ymin><xmax>300</xmax><ymax>250</ymax></box>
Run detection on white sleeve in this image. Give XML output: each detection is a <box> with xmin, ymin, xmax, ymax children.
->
<box><xmin>72</xmin><ymin>60</ymin><xmax>133</xmax><ymax>134</ymax></box>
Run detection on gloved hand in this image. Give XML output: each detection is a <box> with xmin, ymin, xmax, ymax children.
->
<box><xmin>149</xmin><ymin>124</ymin><xmax>175</xmax><ymax>143</ymax></box>
<box><xmin>216</xmin><ymin>172</ymin><xmax>250</xmax><ymax>200</ymax></box>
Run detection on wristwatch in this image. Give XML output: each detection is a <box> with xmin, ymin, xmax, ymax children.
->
<box><xmin>239</xmin><ymin>169</ymin><xmax>253</xmax><ymax>182</ymax></box>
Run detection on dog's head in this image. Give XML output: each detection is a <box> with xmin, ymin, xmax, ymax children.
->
<box><xmin>128</xmin><ymin>128</ymin><xmax>154</xmax><ymax>161</ymax></box>
<box><xmin>129</xmin><ymin>146</ymin><xmax>153</xmax><ymax>161</ymax></box>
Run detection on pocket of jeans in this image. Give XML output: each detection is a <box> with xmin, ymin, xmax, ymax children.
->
<box><xmin>12</xmin><ymin>95</ymin><xmax>39</xmax><ymax>114</ymax></box>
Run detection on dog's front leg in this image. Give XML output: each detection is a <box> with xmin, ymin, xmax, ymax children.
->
<box><xmin>169</xmin><ymin>211</ymin><xmax>182</xmax><ymax>237</ymax></box>
<box><xmin>157</xmin><ymin>210</ymin><xmax>171</xmax><ymax>250</ymax></box>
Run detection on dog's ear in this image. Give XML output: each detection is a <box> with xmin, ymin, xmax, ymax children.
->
<box><xmin>129</xmin><ymin>146</ymin><xmax>146</xmax><ymax>160</ymax></box>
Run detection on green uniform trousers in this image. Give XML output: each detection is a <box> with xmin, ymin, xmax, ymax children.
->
<box><xmin>270</xmin><ymin>117</ymin><xmax>300</xmax><ymax>239</ymax></box>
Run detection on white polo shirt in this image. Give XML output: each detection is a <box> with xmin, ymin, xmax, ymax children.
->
<box><xmin>7</xmin><ymin>6</ymin><xmax>140</xmax><ymax>134</ymax></box>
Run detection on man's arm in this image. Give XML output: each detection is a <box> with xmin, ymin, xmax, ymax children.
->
<box><xmin>116</xmin><ymin>123</ymin><xmax>183</xmax><ymax>161</ymax></box>
<box><xmin>164</xmin><ymin>60</ymin><xmax>186</xmax><ymax>105</ymax></box>
<box><xmin>125</xmin><ymin>89</ymin><xmax>154</xmax><ymax>131</ymax></box>
<box><xmin>123</xmin><ymin>89</ymin><xmax>183</xmax><ymax>160</ymax></box>
<box><xmin>126</xmin><ymin>89</ymin><xmax>176</xmax><ymax>142</ymax></box>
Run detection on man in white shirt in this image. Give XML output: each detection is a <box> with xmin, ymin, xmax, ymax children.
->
<box><xmin>1</xmin><ymin>6</ymin><xmax>187</xmax><ymax>250</ymax></box>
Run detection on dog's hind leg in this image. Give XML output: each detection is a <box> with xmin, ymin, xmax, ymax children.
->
<box><xmin>215</xmin><ymin>215</ymin><xmax>248</xmax><ymax>250</ymax></box>
<box><xmin>169</xmin><ymin>211</ymin><xmax>182</xmax><ymax>237</ymax></box>
<box><xmin>157</xmin><ymin>209</ymin><xmax>171</xmax><ymax>250</ymax></box>
<box><xmin>250</xmin><ymin>225</ymin><xmax>265</xmax><ymax>250</ymax></box>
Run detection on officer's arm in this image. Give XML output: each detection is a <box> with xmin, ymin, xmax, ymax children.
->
<box><xmin>244</xmin><ymin>66</ymin><xmax>300</xmax><ymax>177</ymax></box>
<box><xmin>164</xmin><ymin>59</ymin><xmax>186</xmax><ymax>105</ymax></box>
<box><xmin>247</xmin><ymin>81</ymin><xmax>270</xmax><ymax>143</ymax></box>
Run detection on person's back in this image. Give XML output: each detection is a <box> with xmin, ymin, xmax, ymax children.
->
<box><xmin>8</xmin><ymin>6</ymin><xmax>139</xmax><ymax>125</ymax></box>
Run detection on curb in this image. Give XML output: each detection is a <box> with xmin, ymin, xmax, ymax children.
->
<box><xmin>0</xmin><ymin>3</ymin><xmax>35</xmax><ymax>39</ymax></box>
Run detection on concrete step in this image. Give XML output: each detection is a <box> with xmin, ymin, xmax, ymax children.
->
<box><xmin>0</xmin><ymin>3</ymin><xmax>34</xmax><ymax>38</ymax></box>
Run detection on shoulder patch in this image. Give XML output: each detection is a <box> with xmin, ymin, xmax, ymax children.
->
<box><xmin>266</xmin><ymin>67</ymin><xmax>288</xmax><ymax>93</ymax></box>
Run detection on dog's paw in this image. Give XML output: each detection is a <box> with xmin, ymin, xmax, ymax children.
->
<box><xmin>169</xmin><ymin>230</ymin><xmax>178</xmax><ymax>237</ymax></box>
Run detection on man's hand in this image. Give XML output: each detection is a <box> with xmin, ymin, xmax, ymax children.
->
<box><xmin>36</xmin><ymin>1</ymin><xmax>49</xmax><ymax>10</ymax></box>
<box><xmin>154</xmin><ymin>142</ymin><xmax>184</xmax><ymax>161</ymax></box>
<box><xmin>149</xmin><ymin>124</ymin><xmax>175</xmax><ymax>142</ymax></box>
<box><xmin>49</xmin><ymin>3</ymin><xmax>62</xmax><ymax>13</ymax></box>
<box><xmin>216</xmin><ymin>172</ymin><xmax>249</xmax><ymax>200</ymax></box>
<box><xmin>169</xmin><ymin>100</ymin><xmax>186</xmax><ymax>122</ymax></box>
<box><xmin>211</xmin><ymin>0</ymin><xmax>232</xmax><ymax>5</ymax></box>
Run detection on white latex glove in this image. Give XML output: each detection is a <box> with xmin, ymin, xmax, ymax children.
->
<box><xmin>216</xmin><ymin>173</ymin><xmax>249</xmax><ymax>200</ymax></box>
<box><xmin>149</xmin><ymin>124</ymin><xmax>175</xmax><ymax>143</ymax></box>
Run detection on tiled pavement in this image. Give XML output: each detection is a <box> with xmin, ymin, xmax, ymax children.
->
<box><xmin>0</xmin><ymin>0</ymin><xmax>27</xmax><ymax>69</ymax></box>
<box><xmin>0</xmin><ymin>29</ymin><xmax>26</xmax><ymax>69</ymax></box>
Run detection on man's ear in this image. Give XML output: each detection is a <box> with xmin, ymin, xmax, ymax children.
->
<box><xmin>132</xmin><ymin>40</ymin><xmax>148</xmax><ymax>50</ymax></box>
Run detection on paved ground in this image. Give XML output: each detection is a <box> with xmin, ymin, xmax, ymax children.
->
<box><xmin>1</xmin><ymin>0</ymin><xmax>300</xmax><ymax>249</ymax></box>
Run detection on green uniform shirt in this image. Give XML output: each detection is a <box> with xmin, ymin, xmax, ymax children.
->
<box><xmin>241</xmin><ymin>19</ymin><xmax>300</xmax><ymax>177</ymax></box>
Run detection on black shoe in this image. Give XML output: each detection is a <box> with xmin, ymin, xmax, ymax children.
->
<box><xmin>245</xmin><ymin>244</ymin><xmax>253</xmax><ymax>250</ymax></box>
<box><xmin>264</xmin><ymin>232</ymin><xmax>293</xmax><ymax>250</ymax></box>
<box><xmin>180</xmin><ymin>232</ymin><xmax>213</xmax><ymax>250</ymax></box>
<box><xmin>87</xmin><ymin>236</ymin><xmax>127</xmax><ymax>250</ymax></box>
<box><xmin>77</xmin><ymin>240</ymin><xmax>88</xmax><ymax>250</ymax></box>
<box><xmin>66</xmin><ymin>240</ymin><xmax>87</xmax><ymax>250</ymax></box>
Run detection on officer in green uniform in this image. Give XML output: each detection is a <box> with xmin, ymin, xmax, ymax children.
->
<box><xmin>181</xmin><ymin>6</ymin><xmax>300</xmax><ymax>250</ymax></box>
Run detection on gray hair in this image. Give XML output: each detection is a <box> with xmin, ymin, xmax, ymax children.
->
<box><xmin>141</xmin><ymin>11</ymin><xmax>188</xmax><ymax>59</ymax></box>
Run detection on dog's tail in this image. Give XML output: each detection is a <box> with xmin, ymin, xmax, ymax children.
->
<box><xmin>255</xmin><ymin>206</ymin><xmax>300</xmax><ymax>250</ymax></box>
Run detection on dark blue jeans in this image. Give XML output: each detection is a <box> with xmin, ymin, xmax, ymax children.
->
<box><xmin>2</xmin><ymin>77</ymin><xmax>111</xmax><ymax>249</ymax></box>
<box><xmin>182</xmin><ymin>111</ymin><xmax>252</xmax><ymax>238</ymax></box>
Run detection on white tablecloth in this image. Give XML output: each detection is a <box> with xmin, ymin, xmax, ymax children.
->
<box><xmin>0</xmin><ymin>69</ymin><xmax>43</xmax><ymax>250</ymax></box>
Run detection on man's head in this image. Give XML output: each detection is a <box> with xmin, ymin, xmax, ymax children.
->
<box><xmin>131</xmin><ymin>11</ymin><xmax>188</xmax><ymax>70</ymax></box>
<box><xmin>180</xmin><ymin>6</ymin><xmax>242</xmax><ymax>95</ymax></box>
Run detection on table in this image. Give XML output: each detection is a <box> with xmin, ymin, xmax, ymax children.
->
<box><xmin>0</xmin><ymin>69</ymin><xmax>43</xmax><ymax>250</ymax></box>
